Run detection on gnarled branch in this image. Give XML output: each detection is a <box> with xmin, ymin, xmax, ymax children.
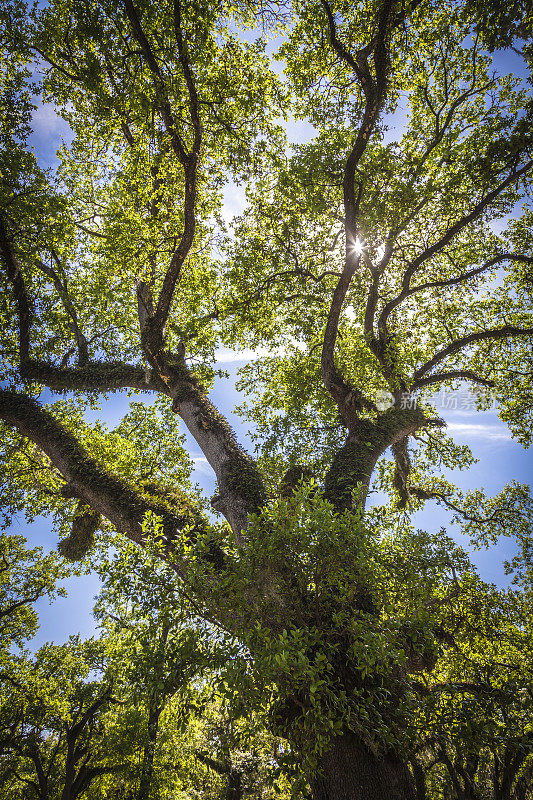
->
<box><xmin>123</xmin><ymin>0</ymin><xmax>202</xmax><ymax>348</ymax></box>
<box><xmin>380</xmin><ymin>253</ymin><xmax>533</xmax><ymax>333</ymax></box>
<box><xmin>0</xmin><ymin>389</ymin><xmax>213</xmax><ymax>569</ymax></box>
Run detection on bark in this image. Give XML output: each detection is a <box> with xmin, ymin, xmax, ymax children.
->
<box><xmin>195</xmin><ymin>752</ymin><xmax>243</xmax><ymax>800</ymax></box>
<box><xmin>324</xmin><ymin>406</ymin><xmax>437</xmax><ymax>508</ymax></box>
<box><xmin>27</xmin><ymin>742</ymin><xmax>49</xmax><ymax>800</ymax></box>
<box><xmin>134</xmin><ymin>348</ymin><xmax>267</xmax><ymax>541</ymax></box>
<box><xmin>137</xmin><ymin>703</ymin><xmax>161</xmax><ymax>800</ymax></box>
<box><xmin>498</xmin><ymin>748</ymin><xmax>526</xmax><ymax>800</ymax></box>
<box><xmin>310</xmin><ymin>734</ymin><xmax>416</xmax><ymax>800</ymax></box>
<box><xmin>137</xmin><ymin>624</ymin><xmax>168</xmax><ymax>800</ymax></box>
<box><xmin>19</xmin><ymin>359</ymin><xmax>159</xmax><ymax>393</ymax></box>
<box><xmin>225</xmin><ymin>769</ymin><xmax>243</xmax><ymax>800</ymax></box>
<box><xmin>177</xmin><ymin>393</ymin><xmax>265</xmax><ymax>540</ymax></box>
<box><xmin>410</xmin><ymin>758</ymin><xmax>427</xmax><ymax>800</ymax></box>
<box><xmin>60</xmin><ymin>737</ymin><xmax>76</xmax><ymax>800</ymax></box>
<box><xmin>0</xmin><ymin>390</ymin><xmax>210</xmax><ymax>557</ymax></box>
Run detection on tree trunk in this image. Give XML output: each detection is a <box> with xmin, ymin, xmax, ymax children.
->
<box><xmin>310</xmin><ymin>734</ymin><xmax>416</xmax><ymax>800</ymax></box>
<box><xmin>137</xmin><ymin>702</ymin><xmax>162</xmax><ymax>800</ymax></box>
<box><xmin>410</xmin><ymin>757</ymin><xmax>427</xmax><ymax>800</ymax></box>
<box><xmin>225</xmin><ymin>768</ymin><xmax>243</xmax><ymax>800</ymax></box>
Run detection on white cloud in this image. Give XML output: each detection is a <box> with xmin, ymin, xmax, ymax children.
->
<box><xmin>446</xmin><ymin>422</ymin><xmax>511</xmax><ymax>441</ymax></box>
<box><xmin>214</xmin><ymin>346</ymin><xmax>270</xmax><ymax>363</ymax></box>
<box><xmin>31</xmin><ymin>102</ymin><xmax>71</xmax><ymax>137</ymax></box>
<box><xmin>220</xmin><ymin>181</ymin><xmax>247</xmax><ymax>225</ymax></box>
<box><xmin>214</xmin><ymin>338</ymin><xmax>305</xmax><ymax>364</ymax></box>
<box><xmin>191</xmin><ymin>456</ymin><xmax>212</xmax><ymax>474</ymax></box>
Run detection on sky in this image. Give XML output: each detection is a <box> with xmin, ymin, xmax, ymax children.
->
<box><xmin>6</xmin><ymin>32</ymin><xmax>533</xmax><ymax>650</ymax></box>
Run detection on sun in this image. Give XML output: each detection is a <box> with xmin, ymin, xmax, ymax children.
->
<box><xmin>349</xmin><ymin>237</ymin><xmax>366</xmax><ymax>255</ymax></box>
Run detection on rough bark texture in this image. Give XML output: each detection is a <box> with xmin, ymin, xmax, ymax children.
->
<box><xmin>310</xmin><ymin>734</ymin><xmax>416</xmax><ymax>800</ymax></box>
<box><xmin>324</xmin><ymin>406</ymin><xmax>434</xmax><ymax>508</ymax></box>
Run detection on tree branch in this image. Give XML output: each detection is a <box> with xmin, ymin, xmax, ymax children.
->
<box><xmin>324</xmin><ymin>406</ymin><xmax>443</xmax><ymax>508</ymax></box>
<box><xmin>320</xmin><ymin>1</ymin><xmax>403</xmax><ymax>418</ymax></box>
<box><xmin>0</xmin><ymin>586</ymin><xmax>46</xmax><ymax>621</ymax></box>
<box><xmin>410</xmin><ymin>487</ymin><xmax>517</xmax><ymax>526</ymax></box>
<box><xmin>321</xmin><ymin>249</ymin><xmax>370</xmax><ymax>428</ymax></box>
<box><xmin>2</xmin><ymin>208</ymin><xmax>264</xmax><ymax>542</ymax></box>
<box><xmin>412</xmin><ymin>369</ymin><xmax>494</xmax><ymax>391</ymax></box>
<box><xmin>412</xmin><ymin>325</ymin><xmax>533</xmax><ymax>385</ymax></box>
<box><xmin>19</xmin><ymin>359</ymin><xmax>160</xmax><ymax>393</ymax></box>
<box><xmin>172</xmin><ymin>0</ymin><xmax>201</xmax><ymax>158</ymax></box>
<box><xmin>161</xmin><ymin>359</ymin><xmax>267</xmax><ymax>541</ymax></box>
<box><xmin>122</xmin><ymin>0</ymin><xmax>188</xmax><ymax>163</ymax></box>
<box><xmin>0</xmin><ymin>213</ymin><xmax>34</xmax><ymax>362</ymax></box>
<box><xmin>35</xmin><ymin>257</ymin><xmax>89</xmax><ymax>365</ymax></box>
<box><xmin>321</xmin><ymin>0</ymin><xmax>398</xmax><ymax>243</ymax></box>
<box><xmin>122</xmin><ymin>0</ymin><xmax>202</xmax><ymax>349</ymax></box>
<box><xmin>0</xmin><ymin>389</ymin><xmax>212</xmax><ymax>566</ymax></box>
<box><xmin>378</xmin><ymin>159</ymin><xmax>533</xmax><ymax>341</ymax></box>
<box><xmin>380</xmin><ymin>253</ymin><xmax>533</xmax><ymax>332</ymax></box>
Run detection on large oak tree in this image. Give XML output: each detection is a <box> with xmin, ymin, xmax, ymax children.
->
<box><xmin>1</xmin><ymin>0</ymin><xmax>533</xmax><ymax>796</ymax></box>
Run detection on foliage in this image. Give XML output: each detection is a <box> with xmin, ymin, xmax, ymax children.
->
<box><xmin>0</xmin><ymin>533</ymin><xmax>68</xmax><ymax>658</ymax></box>
<box><xmin>1</xmin><ymin>0</ymin><xmax>533</xmax><ymax>797</ymax></box>
<box><xmin>0</xmin><ymin>637</ymin><xmax>133</xmax><ymax>799</ymax></box>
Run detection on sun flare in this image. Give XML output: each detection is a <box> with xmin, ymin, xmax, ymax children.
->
<box><xmin>350</xmin><ymin>237</ymin><xmax>365</xmax><ymax>255</ymax></box>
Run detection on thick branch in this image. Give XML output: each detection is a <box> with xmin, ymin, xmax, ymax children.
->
<box><xmin>15</xmin><ymin>350</ymin><xmax>265</xmax><ymax>542</ymax></box>
<box><xmin>321</xmin><ymin>0</ymin><xmax>397</xmax><ymax>240</ymax></box>
<box><xmin>17</xmin><ymin>350</ymin><xmax>266</xmax><ymax>542</ymax></box>
<box><xmin>364</xmin><ymin>267</ymin><xmax>382</xmax><ymax>341</ymax></box>
<box><xmin>321</xmin><ymin>251</ymin><xmax>367</xmax><ymax>428</ymax></box>
<box><xmin>173</xmin><ymin>0</ymin><xmax>201</xmax><ymax>157</ymax></box>
<box><xmin>392</xmin><ymin>435</ymin><xmax>411</xmax><ymax>507</ymax></box>
<box><xmin>148</xmin><ymin>155</ymin><xmax>198</xmax><ymax>343</ymax></box>
<box><xmin>136</xmin><ymin>279</ymin><xmax>155</xmax><ymax>334</ymax></box>
<box><xmin>0</xmin><ymin>213</ymin><xmax>34</xmax><ymax>362</ymax></box>
<box><xmin>123</xmin><ymin>0</ymin><xmax>202</xmax><ymax>347</ymax></box>
<box><xmin>0</xmin><ymin>389</ymin><xmax>211</xmax><ymax>565</ymax></box>
<box><xmin>324</xmin><ymin>406</ymin><xmax>443</xmax><ymax>508</ymax></box>
<box><xmin>157</xmin><ymin>360</ymin><xmax>266</xmax><ymax>540</ymax></box>
<box><xmin>19</xmin><ymin>359</ymin><xmax>160</xmax><ymax>393</ymax></box>
<box><xmin>122</xmin><ymin>0</ymin><xmax>188</xmax><ymax>163</ymax></box>
<box><xmin>320</xmin><ymin>1</ymin><xmax>400</xmax><ymax>417</ymax></box>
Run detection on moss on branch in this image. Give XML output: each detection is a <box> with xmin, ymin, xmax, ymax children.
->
<box><xmin>20</xmin><ymin>359</ymin><xmax>154</xmax><ymax>392</ymax></box>
<box><xmin>324</xmin><ymin>406</ymin><xmax>430</xmax><ymax>507</ymax></box>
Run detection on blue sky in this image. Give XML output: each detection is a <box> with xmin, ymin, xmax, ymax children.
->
<box><xmin>10</xmin><ymin>42</ymin><xmax>533</xmax><ymax>649</ymax></box>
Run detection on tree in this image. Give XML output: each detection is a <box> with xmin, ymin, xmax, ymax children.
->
<box><xmin>92</xmin><ymin>536</ymin><xmax>230</xmax><ymax>800</ymax></box>
<box><xmin>410</xmin><ymin>583</ymin><xmax>533</xmax><ymax>800</ymax></box>
<box><xmin>0</xmin><ymin>535</ymin><xmax>70</xmax><ymax>792</ymax></box>
<box><xmin>0</xmin><ymin>638</ymin><xmax>129</xmax><ymax>800</ymax></box>
<box><xmin>0</xmin><ymin>0</ymin><xmax>532</xmax><ymax>796</ymax></box>
<box><xmin>0</xmin><ymin>534</ymin><xmax>68</xmax><ymax>662</ymax></box>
